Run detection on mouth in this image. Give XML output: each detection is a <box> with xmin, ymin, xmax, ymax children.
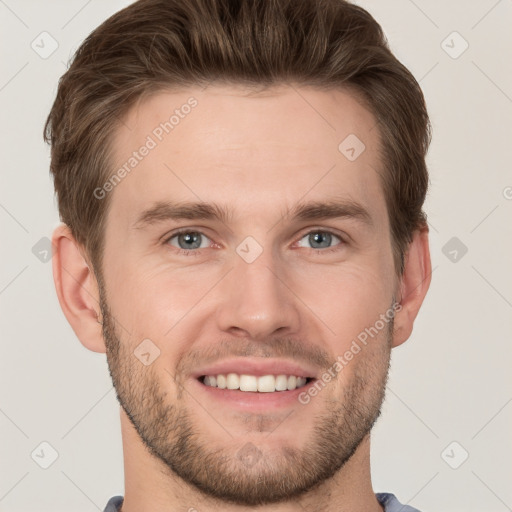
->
<box><xmin>198</xmin><ymin>373</ymin><xmax>315</xmax><ymax>393</ymax></box>
<box><xmin>189</xmin><ymin>358</ymin><xmax>320</xmax><ymax>411</ymax></box>
<box><xmin>191</xmin><ymin>373</ymin><xmax>318</xmax><ymax>412</ymax></box>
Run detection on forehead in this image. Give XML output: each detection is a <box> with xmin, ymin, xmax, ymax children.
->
<box><xmin>108</xmin><ymin>84</ymin><xmax>385</xmax><ymax>227</ymax></box>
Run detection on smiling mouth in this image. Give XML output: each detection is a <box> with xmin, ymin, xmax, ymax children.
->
<box><xmin>198</xmin><ymin>373</ymin><xmax>315</xmax><ymax>393</ymax></box>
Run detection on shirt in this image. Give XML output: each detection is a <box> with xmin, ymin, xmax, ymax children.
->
<box><xmin>103</xmin><ymin>492</ymin><xmax>421</xmax><ymax>511</ymax></box>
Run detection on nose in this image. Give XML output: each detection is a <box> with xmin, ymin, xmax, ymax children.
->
<box><xmin>215</xmin><ymin>247</ymin><xmax>301</xmax><ymax>340</ymax></box>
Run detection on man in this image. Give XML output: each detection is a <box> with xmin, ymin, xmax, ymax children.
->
<box><xmin>45</xmin><ymin>0</ymin><xmax>432</xmax><ymax>510</ymax></box>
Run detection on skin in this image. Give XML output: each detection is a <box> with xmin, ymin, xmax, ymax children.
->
<box><xmin>52</xmin><ymin>84</ymin><xmax>431</xmax><ymax>512</ymax></box>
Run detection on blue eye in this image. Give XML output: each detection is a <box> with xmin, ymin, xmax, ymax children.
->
<box><xmin>167</xmin><ymin>231</ymin><xmax>212</xmax><ymax>250</ymax></box>
<box><xmin>163</xmin><ymin>228</ymin><xmax>345</xmax><ymax>257</ymax></box>
<box><xmin>297</xmin><ymin>231</ymin><xmax>342</xmax><ymax>250</ymax></box>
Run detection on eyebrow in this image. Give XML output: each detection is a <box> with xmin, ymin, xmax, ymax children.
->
<box><xmin>132</xmin><ymin>201</ymin><xmax>233</xmax><ymax>229</ymax></box>
<box><xmin>131</xmin><ymin>198</ymin><xmax>372</xmax><ymax>230</ymax></box>
<box><xmin>288</xmin><ymin>199</ymin><xmax>372</xmax><ymax>226</ymax></box>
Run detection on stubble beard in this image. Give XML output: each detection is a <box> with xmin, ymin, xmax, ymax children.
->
<box><xmin>99</xmin><ymin>287</ymin><xmax>392</xmax><ymax>506</ymax></box>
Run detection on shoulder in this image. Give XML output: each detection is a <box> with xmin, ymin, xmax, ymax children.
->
<box><xmin>376</xmin><ymin>492</ymin><xmax>423</xmax><ymax>512</ymax></box>
<box><xmin>103</xmin><ymin>495</ymin><xmax>124</xmax><ymax>512</ymax></box>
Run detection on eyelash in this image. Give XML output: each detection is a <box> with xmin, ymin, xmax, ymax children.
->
<box><xmin>162</xmin><ymin>228</ymin><xmax>346</xmax><ymax>257</ymax></box>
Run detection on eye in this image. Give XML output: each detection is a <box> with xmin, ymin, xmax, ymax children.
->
<box><xmin>296</xmin><ymin>230</ymin><xmax>343</xmax><ymax>250</ymax></box>
<box><xmin>166</xmin><ymin>230</ymin><xmax>212</xmax><ymax>251</ymax></box>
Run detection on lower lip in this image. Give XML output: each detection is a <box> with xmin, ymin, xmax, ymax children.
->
<box><xmin>190</xmin><ymin>378</ymin><xmax>316</xmax><ymax>412</ymax></box>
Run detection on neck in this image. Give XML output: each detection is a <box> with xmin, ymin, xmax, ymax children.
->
<box><xmin>119</xmin><ymin>408</ymin><xmax>383</xmax><ymax>512</ymax></box>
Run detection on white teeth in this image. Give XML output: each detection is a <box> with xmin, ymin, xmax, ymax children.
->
<box><xmin>240</xmin><ymin>375</ymin><xmax>258</xmax><ymax>392</ymax></box>
<box><xmin>296</xmin><ymin>377</ymin><xmax>307</xmax><ymax>387</ymax></box>
<box><xmin>287</xmin><ymin>375</ymin><xmax>297</xmax><ymax>390</ymax></box>
<box><xmin>257</xmin><ymin>375</ymin><xmax>275</xmax><ymax>393</ymax></box>
<box><xmin>275</xmin><ymin>374</ymin><xmax>288</xmax><ymax>391</ymax></box>
<box><xmin>202</xmin><ymin>373</ymin><xmax>310</xmax><ymax>392</ymax></box>
<box><xmin>216</xmin><ymin>374</ymin><xmax>227</xmax><ymax>389</ymax></box>
<box><xmin>226</xmin><ymin>373</ymin><xmax>240</xmax><ymax>390</ymax></box>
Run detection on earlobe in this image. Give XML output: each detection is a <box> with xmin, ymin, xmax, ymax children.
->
<box><xmin>51</xmin><ymin>223</ymin><xmax>106</xmax><ymax>353</ymax></box>
<box><xmin>392</xmin><ymin>226</ymin><xmax>432</xmax><ymax>348</ymax></box>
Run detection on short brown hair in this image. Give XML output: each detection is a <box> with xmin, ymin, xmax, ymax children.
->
<box><xmin>44</xmin><ymin>0</ymin><xmax>431</xmax><ymax>275</ymax></box>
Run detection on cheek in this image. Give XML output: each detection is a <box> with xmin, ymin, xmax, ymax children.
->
<box><xmin>290</xmin><ymin>261</ymin><xmax>395</xmax><ymax>342</ymax></box>
<box><xmin>103</xmin><ymin>256</ymin><xmax>220</xmax><ymax>344</ymax></box>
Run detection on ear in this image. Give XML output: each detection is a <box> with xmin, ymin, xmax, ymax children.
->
<box><xmin>392</xmin><ymin>226</ymin><xmax>431</xmax><ymax>348</ymax></box>
<box><xmin>51</xmin><ymin>223</ymin><xmax>106</xmax><ymax>353</ymax></box>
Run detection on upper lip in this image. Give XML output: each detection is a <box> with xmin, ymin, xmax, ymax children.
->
<box><xmin>191</xmin><ymin>358</ymin><xmax>319</xmax><ymax>380</ymax></box>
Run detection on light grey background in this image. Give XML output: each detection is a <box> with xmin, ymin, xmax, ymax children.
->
<box><xmin>1</xmin><ymin>1</ymin><xmax>511</xmax><ymax>511</ymax></box>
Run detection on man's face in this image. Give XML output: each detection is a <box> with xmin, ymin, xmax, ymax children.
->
<box><xmin>99</xmin><ymin>84</ymin><xmax>398</xmax><ymax>505</ymax></box>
